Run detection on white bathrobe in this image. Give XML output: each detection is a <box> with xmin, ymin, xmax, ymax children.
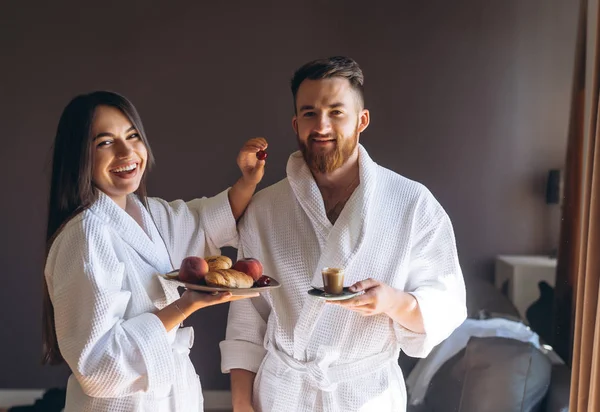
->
<box><xmin>45</xmin><ymin>189</ymin><xmax>237</xmax><ymax>412</ymax></box>
<box><xmin>220</xmin><ymin>145</ymin><xmax>467</xmax><ymax>412</ymax></box>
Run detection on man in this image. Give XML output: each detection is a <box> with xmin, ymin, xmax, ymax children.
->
<box><xmin>220</xmin><ymin>56</ymin><xmax>467</xmax><ymax>412</ymax></box>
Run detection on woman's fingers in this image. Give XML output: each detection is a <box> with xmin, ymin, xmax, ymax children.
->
<box><xmin>243</xmin><ymin>137</ymin><xmax>268</xmax><ymax>152</ymax></box>
<box><xmin>203</xmin><ymin>291</ymin><xmax>259</xmax><ymax>304</ymax></box>
<box><xmin>184</xmin><ymin>290</ymin><xmax>260</xmax><ymax>311</ymax></box>
<box><xmin>227</xmin><ymin>293</ymin><xmax>260</xmax><ymax>301</ymax></box>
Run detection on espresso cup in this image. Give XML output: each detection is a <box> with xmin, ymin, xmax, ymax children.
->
<box><xmin>322</xmin><ymin>267</ymin><xmax>344</xmax><ymax>295</ymax></box>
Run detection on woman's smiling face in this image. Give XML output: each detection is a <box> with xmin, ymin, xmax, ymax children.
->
<box><xmin>91</xmin><ymin>105</ymin><xmax>148</xmax><ymax>208</ymax></box>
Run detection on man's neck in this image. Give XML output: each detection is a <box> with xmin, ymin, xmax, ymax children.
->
<box><xmin>312</xmin><ymin>149</ymin><xmax>360</xmax><ymax>193</ymax></box>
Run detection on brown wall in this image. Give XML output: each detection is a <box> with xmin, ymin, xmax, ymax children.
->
<box><xmin>0</xmin><ymin>0</ymin><xmax>577</xmax><ymax>390</ymax></box>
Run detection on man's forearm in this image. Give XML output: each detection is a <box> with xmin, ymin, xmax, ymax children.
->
<box><xmin>230</xmin><ymin>368</ymin><xmax>256</xmax><ymax>409</ymax></box>
<box><xmin>387</xmin><ymin>290</ymin><xmax>425</xmax><ymax>334</ymax></box>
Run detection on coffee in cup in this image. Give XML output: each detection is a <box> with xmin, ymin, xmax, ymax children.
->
<box><xmin>322</xmin><ymin>267</ymin><xmax>344</xmax><ymax>295</ymax></box>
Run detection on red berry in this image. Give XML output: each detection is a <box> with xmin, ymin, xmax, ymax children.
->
<box><xmin>255</xmin><ymin>275</ymin><xmax>272</xmax><ymax>287</ymax></box>
<box><xmin>256</xmin><ymin>150</ymin><xmax>268</xmax><ymax>160</ymax></box>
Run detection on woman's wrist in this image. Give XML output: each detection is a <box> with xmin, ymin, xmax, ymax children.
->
<box><xmin>177</xmin><ymin>294</ymin><xmax>199</xmax><ymax>315</ymax></box>
<box><xmin>237</xmin><ymin>176</ymin><xmax>258</xmax><ymax>190</ymax></box>
<box><xmin>173</xmin><ymin>301</ymin><xmax>187</xmax><ymax>319</ymax></box>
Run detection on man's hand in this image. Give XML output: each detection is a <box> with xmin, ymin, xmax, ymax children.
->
<box><xmin>329</xmin><ymin>278</ymin><xmax>425</xmax><ymax>333</ymax></box>
<box><xmin>231</xmin><ymin>369</ymin><xmax>256</xmax><ymax>412</ymax></box>
<box><xmin>329</xmin><ymin>278</ymin><xmax>397</xmax><ymax>316</ymax></box>
<box><xmin>234</xmin><ymin>405</ymin><xmax>255</xmax><ymax>412</ymax></box>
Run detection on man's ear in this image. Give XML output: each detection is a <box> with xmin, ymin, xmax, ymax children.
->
<box><xmin>358</xmin><ymin>109</ymin><xmax>370</xmax><ymax>133</ymax></box>
<box><xmin>292</xmin><ymin>116</ymin><xmax>299</xmax><ymax>135</ymax></box>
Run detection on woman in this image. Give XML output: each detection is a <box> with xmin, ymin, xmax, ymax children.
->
<box><xmin>42</xmin><ymin>91</ymin><xmax>266</xmax><ymax>411</ymax></box>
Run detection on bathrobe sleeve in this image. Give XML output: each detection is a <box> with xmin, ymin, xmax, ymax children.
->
<box><xmin>395</xmin><ymin>191</ymin><xmax>467</xmax><ymax>358</ymax></box>
<box><xmin>148</xmin><ymin>188</ymin><xmax>238</xmax><ymax>264</ymax></box>
<box><xmin>46</xmin><ymin>217</ymin><xmax>175</xmax><ymax>398</ymax></box>
<box><xmin>219</xmin><ymin>209</ymin><xmax>270</xmax><ymax>373</ymax></box>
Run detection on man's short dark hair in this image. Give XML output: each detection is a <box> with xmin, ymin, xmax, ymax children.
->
<box><xmin>290</xmin><ymin>56</ymin><xmax>364</xmax><ymax>112</ymax></box>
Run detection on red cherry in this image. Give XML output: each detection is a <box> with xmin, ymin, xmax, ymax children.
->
<box><xmin>255</xmin><ymin>275</ymin><xmax>272</xmax><ymax>287</ymax></box>
<box><xmin>256</xmin><ymin>150</ymin><xmax>268</xmax><ymax>160</ymax></box>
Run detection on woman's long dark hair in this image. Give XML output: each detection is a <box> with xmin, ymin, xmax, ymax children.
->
<box><xmin>42</xmin><ymin>91</ymin><xmax>155</xmax><ymax>365</ymax></box>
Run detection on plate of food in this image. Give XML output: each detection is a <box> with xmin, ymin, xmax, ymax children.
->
<box><xmin>159</xmin><ymin>255</ymin><xmax>280</xmax><ymax>296</ymax></box>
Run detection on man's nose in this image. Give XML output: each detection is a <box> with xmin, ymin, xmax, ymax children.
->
<box><xmin>314</xmin><ymin>114</ymin><xmax>332</xmax><ymax>134</ymax></box>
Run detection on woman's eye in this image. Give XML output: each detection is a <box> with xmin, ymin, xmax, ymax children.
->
<box><xmin>97</xmin><ymin>140</ymin><xmax>111</xmax><ymax>147</ymax></box>
<box><xmin>128</xmin><ymin>133</ymin><xmax>140</xmax><ymax>139</ymax></box>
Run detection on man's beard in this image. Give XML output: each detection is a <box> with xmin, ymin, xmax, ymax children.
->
<box><xmin>297</xmin><ymin>126</ymin><xmax>359</xmax><ymax>174</ymax></box>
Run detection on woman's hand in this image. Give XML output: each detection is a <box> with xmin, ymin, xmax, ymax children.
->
<box><xmin>237</xmin><ymin>137</ymin><xmax>268</xmax><ymax>186</ymax></box>
<box><xmin>181</xmin><ymin>289</ymin><xmax>259</xmax><ymax>311</ymax></box>
<box><xmin>157</xmin><ymin>290</ymin><xmax>259</xmax><ymax>332</ymax></box>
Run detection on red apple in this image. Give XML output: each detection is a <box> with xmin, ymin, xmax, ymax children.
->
<box><xmin>232</xmin><ymin>258</ymin><xmax>263</xmax><ymax>281</ymax></box>
<box><xmin>178</xmin><ymin>256</ymin><xmax>209</xmax><ymax>284</ymax></box>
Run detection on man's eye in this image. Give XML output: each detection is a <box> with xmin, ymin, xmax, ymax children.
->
<box><xmin>303</xmin><ymin>112</ymin><xmax>315</xmax><ymax>117</ymax></box>
<box><xmin>128</xmin><ymin>133</ymin><xmax>140</xmax><ymax>139</ymax></box>
<box><xmin>331</xmin><ymin>110</ymin><xmax>343</xmax><ymax>115</ymax></box>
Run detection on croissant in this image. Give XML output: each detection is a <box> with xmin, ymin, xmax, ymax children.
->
<box><xmin>205</xmin><ymin>255</ymin><xmax>233</xmax><ymax>271</ymax></box>
<box><xmin>205</xmin><ymin>269</ymin><xmax>254</xmax><ymax>288</ymax></box>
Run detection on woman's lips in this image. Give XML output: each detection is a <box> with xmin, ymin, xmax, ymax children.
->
<box><xmin>110</xmin><ymin>162</ymin><xmax>139</xmax><ymax>179</ymax></box>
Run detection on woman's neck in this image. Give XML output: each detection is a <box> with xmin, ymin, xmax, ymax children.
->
<box><xmin>109</xmin><ymin>194</ymin><xmax>127</xmax><ymax>210</ymax></box>
<box><xmin>125</xmin><ymin>195</ymin><xmax>148</xmax><ymax>235</ymax></box>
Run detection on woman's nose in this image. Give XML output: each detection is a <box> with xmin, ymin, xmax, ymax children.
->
<box><xmin>115</xmin><ymin>140</ymin><xmax>134</xmax><ymax>158</ymax></box>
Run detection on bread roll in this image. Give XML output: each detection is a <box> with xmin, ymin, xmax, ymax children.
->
<box><xmin>205</xmin><ymin>269</ymin><xmax>254</xmax><ymax>288</ymax></box>
<box><xmin>205</xmin><ymin>255</ymin><xmax>233</xmax><ymax>271</ymax></box>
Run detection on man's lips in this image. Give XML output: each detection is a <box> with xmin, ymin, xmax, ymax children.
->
<box><xmin>310</xmin><ymin>137</ymin><xmax>336</xmax><ymax>143</ymax></box>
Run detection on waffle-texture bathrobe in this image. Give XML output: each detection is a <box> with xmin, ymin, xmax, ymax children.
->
<box><xmin>45</xmin><ymin>190</ymin><xmax>237</xmax><ymax>411</ymax></box>
<box><xmin>220</xmin><ymin>145</ymin><xmax>467</xmax><ymax>412</ymax></box>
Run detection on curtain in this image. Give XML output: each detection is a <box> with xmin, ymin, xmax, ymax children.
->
<box><xmin>553</xmin><ymin>0</ymin><xmax>600</xmax><ymax>410</ymax></box>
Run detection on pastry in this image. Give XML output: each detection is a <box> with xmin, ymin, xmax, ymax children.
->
<box><xmin>205</xmin><ymin>269</ymin><xmax>254</xmax><ymax>288</ymax></box>
<box><xmin>205</xmin><ymin>255</ymin><xmax>233</xmax><ymax>271</ymax></box>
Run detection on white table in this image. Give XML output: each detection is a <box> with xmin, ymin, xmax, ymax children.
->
<box><xmin>494</xmin><ymin>255</ymin><xmax>557</xmax><ymax>319</ymax></box>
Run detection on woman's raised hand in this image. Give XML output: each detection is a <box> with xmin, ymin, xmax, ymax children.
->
<box><xmin>237</xmin><ymin>137</ymin><xmax>268</xmax><ymax>186</ymax></box>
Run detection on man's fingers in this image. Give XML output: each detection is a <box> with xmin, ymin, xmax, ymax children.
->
<box><xmin>339</xmin><ymin>304</ymin><xmax>376</xmax><ymax>316</ymax></box>
<box><xmin>347</xmin><ymin>294</ymin><xmax>372</xmax><ymax>307</ymax></box>
<box><xmin>330</xmin><ymin>293</ymin><xmax>371</xmax><ymax>307</ymax></box>
<box><xmin>349</xmin><ymin>278</ymin><xmax>378</xmax><ymax>292</ymax></box>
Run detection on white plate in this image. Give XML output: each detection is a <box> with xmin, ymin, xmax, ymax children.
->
<box><xmin>307</xmin><ymin>287</ymin><xmax>362</xmax><ymax>301</ymax></box>
<box><xmin>158</xmin><ymin>272</ymin><xmax>280</xmax><ymax>296</ymax></box>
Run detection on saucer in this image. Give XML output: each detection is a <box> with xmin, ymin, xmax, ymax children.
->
<box><xmin>307</xmin><ymin>287</ymin><xmax>362</xmax><ymax>301</ymax></box>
